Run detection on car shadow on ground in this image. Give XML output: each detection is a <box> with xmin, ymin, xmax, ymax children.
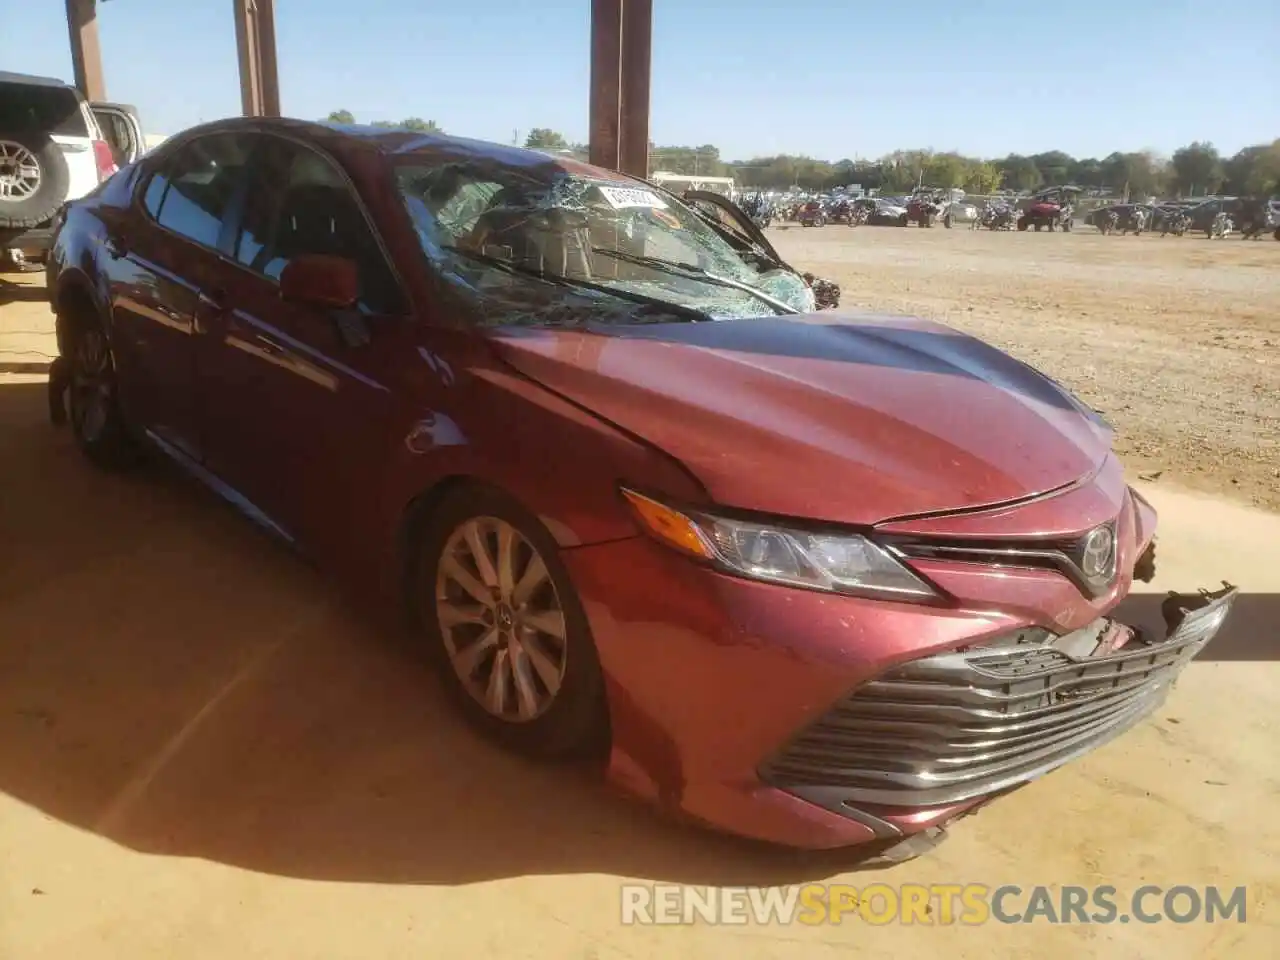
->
<box><xmin>0</xmin><ymin>277</ymin><xmax>48</xmax><ymax>306</ymax></box>
<box><xmin>0</xmin><ymin>379</ymin><xmax>884</xmax><ymax>888</ymax></box>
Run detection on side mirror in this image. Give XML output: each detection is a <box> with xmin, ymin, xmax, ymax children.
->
<box><xmin>279</xmin><ymin>254</ymin><xmax>359</xmax><ymax>310</ymax></box>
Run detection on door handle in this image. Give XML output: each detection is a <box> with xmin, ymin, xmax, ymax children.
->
<box><xmin>103</xmin><ymin>235</ymin><xmax>126</xmax><ymax>259</ymax></box>
<box><xmin>253</xmin><ymin>334</ymin><xmax>286</xmax><ymax>356</ymax></box>
<box><xmin>197</xmin><ymin>289</ymin><xmax>227</xmax><ymax>311</ymax></box>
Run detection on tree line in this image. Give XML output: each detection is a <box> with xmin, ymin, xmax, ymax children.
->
<box><xmin>652</xmin><ymin>141</ymin><xmax>1280</xmax><ymax>198</ymax></box>
<box><xmin>325</xmin><ymin>113</ymin><xmax>1279</xmax><ymax>198</ymax></box>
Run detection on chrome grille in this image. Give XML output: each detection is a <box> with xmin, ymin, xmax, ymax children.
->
<box><xmin>762</xmin><ymin>592</ymin><xmax>1234</xmax><ymax>808</ymax></box>
<box><xmin>887</xmin><ymin>521</ymin><xmax>1119</xmax><ymax>597</ymax></box>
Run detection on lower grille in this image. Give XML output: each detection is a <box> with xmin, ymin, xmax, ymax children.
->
<box><xmin>762</xmin><ymin>593</ymin><xmax>1233</xmax><ymax>808</ymax></box>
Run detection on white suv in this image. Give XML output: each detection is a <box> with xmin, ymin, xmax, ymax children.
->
<box><xmin>1</xmin><ymin>70</ymin><xmax>144</xmax><ymax>269</ymax></box>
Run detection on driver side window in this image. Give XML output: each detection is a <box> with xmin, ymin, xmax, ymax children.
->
<box><xmin>234</xmin><ymin>138</ymin><xmax>406</xmax><ymax>315</ymax></box>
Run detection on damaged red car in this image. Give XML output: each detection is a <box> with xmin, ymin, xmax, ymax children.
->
<box><xmin>44</xmin><ymin>118</ymin><xmax>1235</xmax><ymax>860</ymax></box>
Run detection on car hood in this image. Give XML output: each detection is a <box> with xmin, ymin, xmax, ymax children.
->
<box><xmin>487</xmin><ymin>313</ymin><xmax>1111</xmax><ymax>525</ymax></box>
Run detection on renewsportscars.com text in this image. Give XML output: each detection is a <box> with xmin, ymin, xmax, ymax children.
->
<box><xmin>620</xmin><ymin>883</ymin><xmax>1248</xmax><ymax>926</ymax></box>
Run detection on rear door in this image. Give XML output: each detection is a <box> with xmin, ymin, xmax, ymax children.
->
<box><xmin>90</xmin><ymin>102</ymin><xmax>144</xmax><ymax>167</ymax></box>
<box><xmin>108</xmin><ymin>132</ymin><xmax>254</xmax><ymax>462</ymax></box>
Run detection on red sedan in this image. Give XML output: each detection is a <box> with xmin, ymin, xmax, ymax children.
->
<box><xmin>43</xmin><ymin>118</ymin><xmax>1234</xmax><ymax>859</ymax></box>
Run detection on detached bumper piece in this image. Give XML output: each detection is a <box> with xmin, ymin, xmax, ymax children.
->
<box><xmin>763</xmin><ymin>587</ymin><xmax>1236</xmax><ymax>815</ymax></box>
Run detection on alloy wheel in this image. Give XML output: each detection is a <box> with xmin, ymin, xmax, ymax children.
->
<box><xmin>70</xmin><ymin>328</ymin><xmax>113</xmax><ymax>443</ymax></box>
<box><xmin>435</xmin><ymin>516</ymin><xmax>568</xmax><ymax>722</ymax></box>
<box><xmin>0</xmin><ymin>141</ymin><xmax>42</xmax><ymax>202</ymax></box>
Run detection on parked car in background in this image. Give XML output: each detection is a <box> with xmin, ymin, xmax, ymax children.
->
<box><xmin>43</xmin><ymin>117</ymin><xmax>1235</xmax><ymax>859</ymax></box>
<box><xmin>856</xmin><ymin>196</ymin><xmax>909</xmax><ymax>226</ymax></box>
<box><xmin>0</xmin><ymin>70</ymin><xmax>143</xmax><ymax>270</ymax></box>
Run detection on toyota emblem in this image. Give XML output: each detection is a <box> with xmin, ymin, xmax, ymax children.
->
<box><xmin>1080</xmin><ymin>525</ymin><xmax>1116</xmax><ymax>582</ymax></box>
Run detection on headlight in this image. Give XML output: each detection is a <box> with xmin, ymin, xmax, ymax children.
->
<box><xmin>621</xmin><ymin>489</ymin><xmax>937</xmax><ymax>601</ymax></box>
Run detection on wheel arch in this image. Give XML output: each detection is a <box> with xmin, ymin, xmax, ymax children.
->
<box><xmin>51</xmin><ymin>268</ymin><xmax>107</xmax><ymax>356</ymax></box>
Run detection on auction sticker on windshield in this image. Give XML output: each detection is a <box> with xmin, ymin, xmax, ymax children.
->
<box><xmin>599</xmin><ymin>185</ymin><xmax>669</xmax><ymax>210</ymax></box>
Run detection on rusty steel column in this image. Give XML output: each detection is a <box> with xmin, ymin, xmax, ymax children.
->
<box><xmin>233</xmin><ymin>0</ymin><xmax>281</xmax><ymax>117</ymax></box>
<box><xmin>588</xmin><ymin>0</ymin><xmax>622</xmax><ymax>171</ymax></box>
<box><xmin>256</xmin><ymin>0</ymin><xmax>282</xmax><ymax>116</ymax></box>
<box><xmin>618</xmin><ymin>0</ymin><xmax>652</xmax><ymax>178</ymax></box>
<box><xmin>65</xmin><ymin>0</ymin><xmax>106</xmax><ymax>101</ymax></box>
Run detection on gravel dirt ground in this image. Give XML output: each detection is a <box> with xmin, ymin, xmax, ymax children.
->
<box><xmin>769</xmin><ymin>225</ymin><xmax>1280</xmax><ymax>510</ymax></box>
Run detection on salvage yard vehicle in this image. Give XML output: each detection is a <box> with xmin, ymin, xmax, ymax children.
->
<box><xmin>797</xmin><ymin>199</ymin><xmax>827</xmax><ymax>226</ymax></box>
<box><xmin>855</xmin><ymin>196</ymin><xmax>909</xmax><ymax>226</ymax></box>
<box><xmin>906</xmin><ymin>189</ymin><xmax>943</xmax><ymax>227</ymax></box>
<box><xmin>43</xmin><ymin>117</ymin><xmax>1236</xmax><ymax>860</ymax></box>
<box><xmin>0</xmin><ymin>70</ymin><xmax>143</xmax><ymax>271</ymax></box>
<box><xmin>979</xmin><ymin>199</ymin><xmax>1020</xmax><ymax>230</ymax></box>
<box><xmin>1017</xmin><ymin>185</ymin><xmax>1080</xmax><ymax>232</ymax></box>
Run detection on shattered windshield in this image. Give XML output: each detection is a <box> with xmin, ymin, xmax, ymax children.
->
<box><xmin>393</xmin><ymin>158</ymin><xmax>815</xmax><ymax>325</ymax></box>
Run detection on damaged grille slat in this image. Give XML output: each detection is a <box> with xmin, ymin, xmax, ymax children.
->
<box><xmin>853</xmin><ymin>654</ymin><xmax>1185</xmax><ymax>710</ymax></box>
<box><xmin>786</xmin><ymin>688</ymin><xmax>1154</xmax><ymax>761</ymax></box>
<box><xmin>779</xmin><ymin>688</ymin><xmax>1159</xmax><ymax>775</ymax></box>
<box><xmin>761</xmin><ymin>595</ymin><xmax>1234</xmax><ymax>808</ymax></box>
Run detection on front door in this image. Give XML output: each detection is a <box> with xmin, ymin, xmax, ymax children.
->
<box><xmin>196</xmin><ymin>133</ymin><xmax>416</xmax><ymax>560</ymax></box>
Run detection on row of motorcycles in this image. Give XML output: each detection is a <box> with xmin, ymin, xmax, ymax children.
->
<box><xmin>1098</xmin><ymin>208</ymin><xmax>1236</xmax><ymax>239</ymax></box>
<box><xmin>976</xmin><ymin>200</ymin><xmax>1022</xmax><ymax>231</ymax></box>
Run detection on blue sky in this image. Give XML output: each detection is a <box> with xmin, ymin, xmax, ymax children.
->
<box><xmin>4</xmin><ymin>0</ymin><xmax>1276</xmax><ymax>161</ymax></box>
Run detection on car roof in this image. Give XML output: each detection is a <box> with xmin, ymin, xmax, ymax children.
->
<box><xmin>0</xmin><ymin>70</ymin><xmax>77</xmax><ymax>90</ymax></box>
<box><xmin>156</xmin><ymin>116</ymin><xmax>635</xmax><ymax>184</ymax></box>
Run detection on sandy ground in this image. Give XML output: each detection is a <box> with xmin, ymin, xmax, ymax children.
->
<box><xmin>769</xmin><ymin>226</ymin><xmax>1280</xmax><ymax>510</ymax></box>
<box><xmin>0</xmin><ymin>372</ymin><xmax>1276</xmax><ymax>958</ymax></box>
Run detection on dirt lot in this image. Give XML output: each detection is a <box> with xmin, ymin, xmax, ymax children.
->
<box><xmin>770</xmin><ymin>226</ymin><xmax>1280</xmax><ymax>510</ymax></box>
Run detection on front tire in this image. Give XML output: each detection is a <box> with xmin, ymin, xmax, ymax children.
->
<box><xmin>410</xmin><ymin>484</ymin><xmax>609</xmax><ymax>761</ymax></box>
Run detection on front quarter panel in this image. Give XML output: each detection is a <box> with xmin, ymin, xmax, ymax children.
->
<box><xmin>373</xmin><ymin>339</ymin><xmax>710</xmax><ymax>590</ymax></box>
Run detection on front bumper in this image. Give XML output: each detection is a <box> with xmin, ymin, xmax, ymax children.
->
<box><xmin>763</xmin><ymin>585</ymin><xmax>1235</xmax><ymax>811</ymax></box>
<box><xmin>562</xmin><ymin>526</ymin><xmax>1232</xmax><ymax>852</ymax></box>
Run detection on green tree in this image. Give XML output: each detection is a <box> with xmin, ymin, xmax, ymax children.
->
<box><xmin>325</xmin><ymin>109</ymin><xmax>356</xmax><ymax>124</ymax></box>
<box><xmin>1072</xmin><ymin>157</ymin><xmax>1104</xmax><ymax>188</ymax></box>
<box><xmin>1030</xmin><ymin>151</ymin><xmax>1074</xmax><ymax>185</ymax></box>
<box><xmin>1170</xmin><ymin>141</ymin><xmax>1225</xmax><ymax>196</ymax></box>
<box><xmin>1100</xmin><ymin>151</ymin><xmax>1168</xmax><ymax>199</ymax></box>
<box><xmin>369</xmin><ymin>118</ymin><xmax>443</xmax><ymax>132</ymax></box>
<box><xmin>997</xmin><ymin>154</ymin><xmax>1043</xmax><ymax>191</ymax></box>
<box><xmin>400</xmin><ymin>117</ymin><xmax>441</xmax><ymax>133</ymax></box>
<box><xmin>1243</xmin><ymin>140</ymin><xmax>1280</xmax><ymax>195</ymax></box>
<box><xmin>963</xmin><ymin>161</ymin><xmax>1003</xmax><ymax>195</ymax></box>
<box><xmin>525</xmin><ymin>128</ymin><xmax>569</xmax><ymax>151</ymax></box>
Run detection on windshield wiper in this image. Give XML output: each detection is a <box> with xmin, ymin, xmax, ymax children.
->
<box><xmin>442</xmin><ymin>245</ymin><xmax>710</xmax><ymax>324</ymax></box>
<box><xmin>590</xmin><ymin>247</ymin><xmax>800</xmax><ymax>315</ymax></box>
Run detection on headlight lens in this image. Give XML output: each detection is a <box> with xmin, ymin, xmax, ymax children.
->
<box><xmin>621</xmin><ymin>489</ymin><xmax>936</xmax><ymax>601</ymax></box>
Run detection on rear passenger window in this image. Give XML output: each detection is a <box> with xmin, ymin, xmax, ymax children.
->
<box><xmin>148</xmin><ymin>134</ymin><xmax>252</xmax><ymax>249</ymax></box>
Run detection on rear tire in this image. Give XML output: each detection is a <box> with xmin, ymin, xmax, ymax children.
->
<box><xmin>61</xmin><ymin>302</ymin><xmax>141</xmax><ymax>469</ymax></box>
<box><xmin>409</xmin><ymin>484</ymin><xmax>610</xmax><ymax>762</ymax></box>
